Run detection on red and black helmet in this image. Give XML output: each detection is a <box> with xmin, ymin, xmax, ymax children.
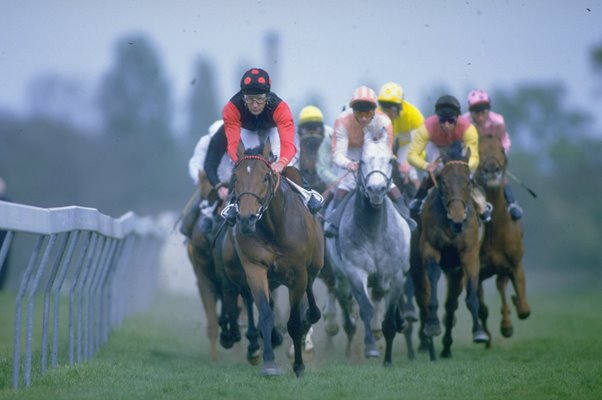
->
<box><xmin>240</xmin><ymin>68</ymin><xmax>271</xmax><ymax>95</ymax></box>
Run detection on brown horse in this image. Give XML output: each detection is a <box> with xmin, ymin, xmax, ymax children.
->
<box><xmin>221</xmin><ymin>141</ymin><xmax>324</xmax><ymax>377</ymax></box>
<box><xmin>410</xmin><ymin>141</ymin><xmax>489</xmax><ymax>360</ymax></box>
<box><xmin>476</xmin><ymin>134</ymin><xmax>530</xmax><ymax>346</ymax></box>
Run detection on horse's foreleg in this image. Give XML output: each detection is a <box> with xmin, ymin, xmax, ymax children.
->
<box><xmin>463</xmin><ymin>256</ymin><xmax>489</xmax><ymax>344</ymax></box>
<box><xmin>382</xmin><ymin>274</ymin><xmax>404</xmax><ymax>367</ymax></box>
<box><xmin>245</xmin><ymin>267</ymin><xmax>280</xmax><ymax>376</ymax></box>
<box><xmin>510</xmin><ymin>261</ymin><xmax>531</xmax><ymax>320</ymax></box>
<box><xmin>497</xmin><ymin>275</ymin><xmax>513</xmax><ymax>338</ymax></box>
<box><xmin>243</xmin><ymin>291</ymin><xmax>261</xmax><ymax>365</ymax></box>
<box><xmin>424</xmin><ymin>258</ymin><xmax>442</xmax><ymax>337</ymax></box>
<box><xmin>346</xmin><ymin>268</ymin><xmax>378</xmax><ymax>358</ymax></box>
<box><xmin>477</xmin><ymin>281</ymin><xmax>492</xmax><ymax>348</ymax></box>
<box><xmin>219</xmin><ymin>282</ymin><xmax>242</xmax><ymax>349</ymax></box>
<box><xmin>441</xmin><ymin>269</ymin><xmax>463</xmax><ymax>358</ymax></box>
<box><xmin>195</xmin><ymin>271</ymin><xmax>220</xmax><ymax>362</ymax></box>
<box><xmin>288</xmin><ymin>278</ymin><xmax>308</xmax><ymax>378</ymax></box>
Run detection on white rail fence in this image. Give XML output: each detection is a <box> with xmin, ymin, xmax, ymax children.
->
<box><xmin>0</xmin><ymin>200</ymin><xmax>166</xmax><ymax>389</ymax></box>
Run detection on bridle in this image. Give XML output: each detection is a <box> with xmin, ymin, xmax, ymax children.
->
<box><xmin>232</xmin><ymin>155</ymin><xmax>281</xmax><ymax>221</ymax></box>
<box><xmin>437</xmin><ymin>160</ymin><xmax>471</xmax><ymax>221</ymax></box>
<box><xmin>357</xmin><ymin>158</ymin><xmax>393</xmax><ymax>198</ymax></box>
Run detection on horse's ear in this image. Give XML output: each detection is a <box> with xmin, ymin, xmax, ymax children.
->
<box><xmin>441</xmin><ymin>148</ymin><xmax>450</xmax><ymax>164</ymax></box>
<box><xmin>236</xmin><ymin>141</ymin><xmax>245</xmax><ymax>160</ymax></box>
<box><xmin>262</xmin><ymin>138</ymin><xmax>272</xmax><ymax>159</ymax></box>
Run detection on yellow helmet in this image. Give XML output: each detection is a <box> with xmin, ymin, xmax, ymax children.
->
<box><xmin>378</xmin><ymin>82</ymin><xmax>404</xmax><ymax>105</ymax></box>
<box><xmin>298</xmin><ymin>105</ymin><xmax>324</xmax><ymax>125</ymax></box>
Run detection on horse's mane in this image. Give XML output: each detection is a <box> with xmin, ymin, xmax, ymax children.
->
<box><xmin>362</xmin><ymin>139</ymin><xmax>391</xmax><ymax>160</ymax></box>
<box><xmin>446</xmin><ymin>140</ymin><xmax>465</xmax><ymax>162</ymax></box>
<box><xmin>243</xmin><ymin>146</ymin><xmax>265</xmax><ymax>156</ymax></box>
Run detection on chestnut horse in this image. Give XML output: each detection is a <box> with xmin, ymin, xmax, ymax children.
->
<box><xmin>410</xmin><ymin>141</ymin><xmax>489</xmax><ymax>360</ymax></box>
<box><xmin>221</xmin><ymin>141</ymin><xmax>324</xmax><ymax>377</ymax></box>
<box><xmin>476</xmin><ymin>134</ymin><xmax>530</xmax><ymax>346</ymax></box>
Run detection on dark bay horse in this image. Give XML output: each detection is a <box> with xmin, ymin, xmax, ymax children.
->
<box><xmin>325</xmin><ymin>139</ymin><xmax>411</xmax><ymax>366</ymax></box>
<box><xmin>410</xmin><ymin>141</ymin><xmax>488</xmax><ymax>359</ymax></box>
<box><xmin>187</xmin><ymin>190</ymin><xmax>261</xmax><ymax>364</ymax></box>
<box><xmin>476</xmin><ymin>134</ymin><xmax>530</xmax><ymax>346</ymax></box>
<box><xmin>222</xmin><ymin>141</ymin><xmax>324</xmax><ymax>377</ymax></box>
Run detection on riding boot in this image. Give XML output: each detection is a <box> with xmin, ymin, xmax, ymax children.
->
<box><xmin>180</xmin><ymin>198</ymin><xmax>201</xmax><ymax>238</ymax></box>
<box><xmin>198</xmin><ymin>201</ymin><xmax>215</xmax><ymax>234</ymax></box>
<box><xmin>408</xmin><ymin>177</ymin><xmax>432</xmax><ymax>217</ymax></box>
<box><xmin>324</xmin><ymin>189</ymin><xmax>348</xmax><ymax>238</ymax></box>
<box><xmin>503</xmin><ymin>183</ymin><xmax>523</xmax><ymax>220</ymax></box>
<box><xmin>284</xmin><ymin>166</ymin><xmax>324</xmax><ymax>214</ymax></box>
<box><xmin>301</xmin><ymin>175</ymin><xmax>324</xmax><ymax>214</ymax></box>
<box><xmin>388</xmin><ymin>187</ymin><xmax>417</xmax><ymax>231</ymax></box>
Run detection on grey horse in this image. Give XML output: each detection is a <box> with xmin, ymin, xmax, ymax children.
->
<box><xmin>325</xmin><ymin>139</ymin><xmax>411</xmax><ymax>366</ymax></box>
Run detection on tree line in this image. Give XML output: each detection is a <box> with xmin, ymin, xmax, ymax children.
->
<box><xmin>0</xmin><ymin>33</ymin><xmax>600</xmax><ymax>271</ymax></box>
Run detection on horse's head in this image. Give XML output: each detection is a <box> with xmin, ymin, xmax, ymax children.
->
<box><xmin>232</xmin><ymin>141</ymin><xmax>279</xmax><ymax>234</ymax></box>
<box><xmin>298</xmin><ymin>128</ymin><xmax>324</xmax><ymax>172</ymax></box>
<box><xmin>439</xmin><ymin>141</ymin><xmax>472</xmax><ymax>233</ymax></box>
<box><xmin>358</xmin><ymin>139</ymin><xmax>393</xmax><ymax>207</ymax></box>
<box><xmin>477</xmin><ymin>134</ymin><xmax>507</xmax><ymax>188</ymax></box>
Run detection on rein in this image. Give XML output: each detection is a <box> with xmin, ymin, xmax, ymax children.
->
<box><xmin>234</xmin><ymin>155</ymin><xmax>281</xmax><ymax>218</ymax></box>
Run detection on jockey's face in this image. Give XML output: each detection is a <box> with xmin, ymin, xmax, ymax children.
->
<box><xmin>438</xmin><ymin>116</ymin><xmax>457</xmax><ymax>134</ymax></box>
<box><xmin>244</xmin><ymin>94</ymin><xmax>268</xmax><ymax>115</ymax></box>
<box><xmin>470</xmin><ymin>109</ymin><xmax>489</xmax><ymax>127</ymax></box>
<box><xmin>379</xmin><ymin>103</ymin><xmax>402</xmax><ymax>122</ymax></box>
<box><xmin>353</xmin><ymin>109</ymin><xmax>375</xmax><ymax>127</ymax></box>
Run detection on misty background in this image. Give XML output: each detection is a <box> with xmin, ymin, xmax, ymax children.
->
<box><xmin>0</xmin><ymin>1</ymin><xmax>601</xmax><ymax>282</ymax></box>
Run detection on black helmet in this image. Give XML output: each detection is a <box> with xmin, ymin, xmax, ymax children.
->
<box><xmin>240</xmin><ymin>68</ymin><xmax>271</xmax><ymax>95</ymax></box>
<box><xmin>435</xmin><ymin>95</ymin><xmax>461</xmax><ymax>117</ymax></box>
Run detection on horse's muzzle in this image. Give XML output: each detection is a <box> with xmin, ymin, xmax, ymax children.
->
<box><xmin>239</xmin><ymin>214</ymin><xmax>258</xmax><ymax>234</ymax></box>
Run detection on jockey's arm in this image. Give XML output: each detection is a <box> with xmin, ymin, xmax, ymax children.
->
<box><xmin>332</xmin><ymin>121</ymin><xmax>352</xmax><ymax>169</ymax></box>
<box><xmin>316</xmin><ymin>132</ymin><xmax>338</xmax><ymax>185</ymax></box>
<box><xmin>272</xmin><ymin>101</ymin><xmax>296</xmax><ymax>168</ymax></box>
<box><xmin>223</xmin><ymin>102</ymin><xmax>242</xmax><ymax>162</ymax></box>
<box><xmin>463</xmin><ymin>124</ymin><xmax>480</xmax><ymax>172</ymax></box>
<box><xmin>204</xmin><ymin>127</ymin><xmax>228</xmax><ymax>189</ymax></box>
<box><xmin>407</xmin><ymin>124</ymin><xmax>430</xmax><ymax>171</ymax></box>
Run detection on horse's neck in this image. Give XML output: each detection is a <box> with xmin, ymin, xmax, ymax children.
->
<box><xmin>483</xmin><ymin>184</ymin><xmax>508</xmax><ymax>220</ymax></box>
<box><xmin>352</xmin><ymin>192</ymin><xmax>387</xmax><ymax>233</ymax></box>
<box><xmin>261</xmin><ymin>182</ymin><xmax>297</xmax><ymax>233</ymax></box>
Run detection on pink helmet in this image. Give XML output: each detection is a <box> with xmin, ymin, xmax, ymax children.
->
<box><xmin>467</xmin><ymin>89</ymin><xmax>491</xmax><ymax>110</ymax></box>
<box><xmin>350</xmin><ymin>86</ymin><xmax>378</xmax><ymax>111</ymax></box>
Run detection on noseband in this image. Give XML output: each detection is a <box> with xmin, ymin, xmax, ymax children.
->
<box><xmin>438</xmin><ymin>160</ymin><xmax>471</xmax><ymax>222</ymax></box>
<box><xmin>233</xmin><ymin>155</ymin><xmax>281</xmax><ymax>220</ymax></box>
<box><xmin>357</xmin><ymin>159</ymin><xmax>393</xmax><ymax>197</ymax></box>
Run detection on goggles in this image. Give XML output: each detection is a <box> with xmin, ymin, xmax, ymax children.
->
<box><xmin>243</xmin><ymin>94</ymin><xmax>268</xmax><ymax>105</ymax></box>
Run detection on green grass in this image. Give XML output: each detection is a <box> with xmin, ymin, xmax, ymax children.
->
<box><xmin>1</xmin><ymin>287</ymin><xmax>601</xmax><ymax>400</ymax></box>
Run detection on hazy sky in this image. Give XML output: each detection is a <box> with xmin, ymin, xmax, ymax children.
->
<box><xmin>1</xmin><ymin>0</ymin><xmax>601</xmax><ymax>131</ymax></box>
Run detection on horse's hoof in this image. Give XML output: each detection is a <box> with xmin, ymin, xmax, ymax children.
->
<box><xmin>473</xmin><ymin>330</ymin><xmax>490</xmax><ymax>343</ymax></box>
<box><xmin>424</xmin><ymin>321</ymin><xmax>441</xmax><ymax>337</ymax></box>
<box><xmin>261</xmin><ymin>362</ymin><xmax>282</xmax><ymax>377</ymax></box>
<box><xmin>247</xmin><ymin>349</ymin><xmax>262</xmax><ymax>365</ymax></box>
<box><xmin>501</xmin><ymin>325</ymin><xmax>514</xmax><ymax>338</ymax></box>
<box><xmin>219</xmin><ymin>336</ymin><xmax>234</xmax><ymax>349</ymax></box>
<box><xmin>402</xmin><ymin>309</ymin><xmax>418</xmax><ymax>322</ymax></box>
<box><xmin>440</xmin><ymin>349</ymin><xmax>451</xmax><ymax>358</ymax></box>
<box><xmin>512</xmin><ymin>296</ymin><xmax>531</xmax><ymax>319</ymax></box>
<box><xmin>383</xmin><ymin>360</ymin><xmax>392</xmax><ymax>368</ymax></box>
<box><xmin>365</xmin><ymin>344</ymin><xmax>380</xmax><ymax>358</ymax></box>
<box><xmin>324</xmin><ymin>321</ymin><xmax>340</xmax><ymax>336</ymax></box>
<box><xmin>293</xmin><ymin>365</ymin><xmax>305</xmax><ymax>378</ymax></box>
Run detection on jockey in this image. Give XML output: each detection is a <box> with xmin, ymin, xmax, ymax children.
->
<box><xmin>221</xmin><ymin>68</ymin><xmax>323</xmax><ymax>225</ymax></box>
<box><xmin>179</xmin><ymin>119</ymin><xmax>227</xmax><ymax>238</ymax></box>
<box><xmin>377</xmin><ymin>82</ymin><xmax>425</xmax><ymax>190</ymax></box>
<box><xmin>324</xmin><ymin>86</ymin><xmax>417</xmax><ymax>238</ymax></box>
<box><xmin>407</xmin><ymin>94</ymin><xmax>492</xmax><ymax>222</ymax></box>
<box><xmin>297</xmin><ymin>105</ymin><xmax>337</xmax><ymax>203</ymax></box>
<box><xmin>463</xmin><ymin>89</ymin><xmax>523</xmax><ymax>220</ymax></box>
